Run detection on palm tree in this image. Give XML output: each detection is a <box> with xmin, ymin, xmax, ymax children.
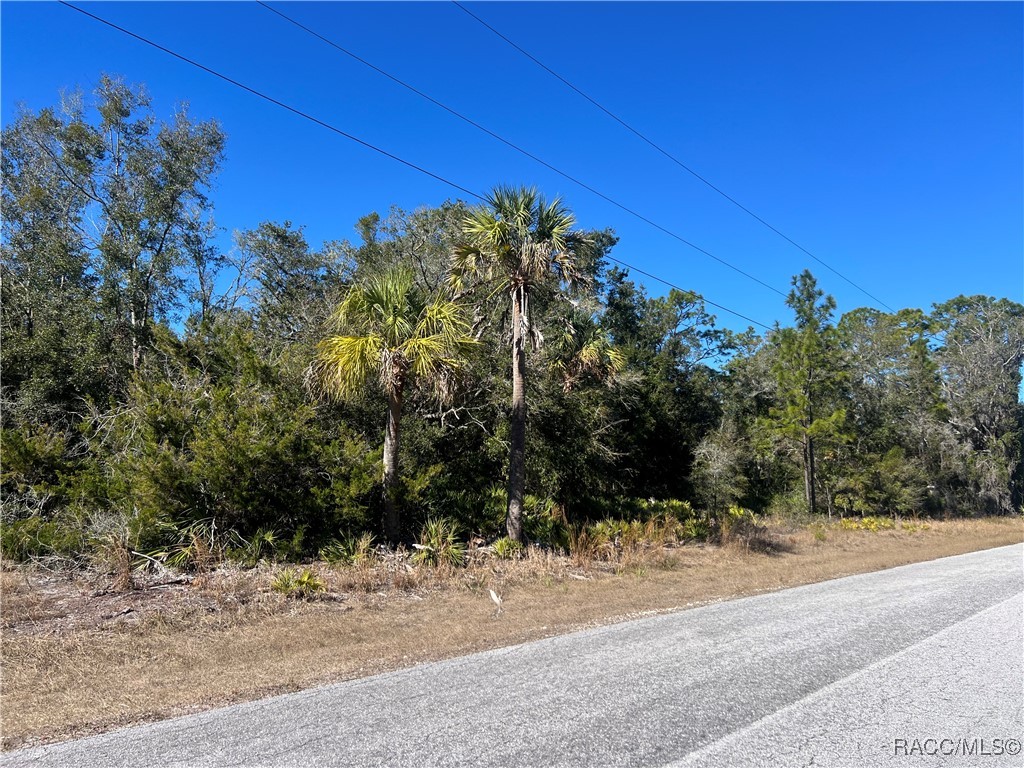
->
<box><xmin>454</xmin><ymin>186</ymin><xmax>583</xmax><ymax>542</ymax></box>
<box><xmin>310</xmin><ymin>268</ymin><xmax>473</xmax><ymax>542</ymax></box>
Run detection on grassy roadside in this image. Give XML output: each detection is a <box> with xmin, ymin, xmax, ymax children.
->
<box><xmin>2</xmin><ymin>517</ymin><xmax>1022</xmax><ymax>751</ymax></box>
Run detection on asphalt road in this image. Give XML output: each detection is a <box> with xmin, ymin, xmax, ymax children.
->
<box><xmin>5</xmin><ymin>544</ymin><xmax>1022</xmax><ymax>768</ymax></box>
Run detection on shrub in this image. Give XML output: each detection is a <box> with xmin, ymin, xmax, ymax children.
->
<box><xmin>491</xmin><ymin>536</ymin><xmax>523</xmax><ymax>560</ymax></box>
<box><xmin>718</xmin><ymin>505</ymin><xmax>757</xmax><ymax>542</ymax></box>
<box><xmin>636</xmin><ymin>498</ymin><xmax>695</xmax><ymax>522</ymax></box>
<box><xmin>0</xmin><ymin>425</ymin><xmax>73</xmax><ymax>516</ymax></box>
<box><xmin>227</xmin><ymin>527</ymin><xmax>279</xmax><ymax>567</ymax></box>
<box><xmin>271</xmin><ymin>567</ymin><xmax>325</xmax><ymax>599</ymax></box>
<box><xmin>412</xmin><ymin>517</ymin><xmax>465</xmax><ymax>568</ymax></box>
<box><xmin>147</xmin><ymin>518</ymin><xmax>243</xmax><ymax>573</ymax></box>
<box><xmin>808</xmin><ymin>522</ymin><xmax>828</xmax><ymax>542</ymax></box>
<box><xmin>319</xmin><ymin>532</ymin><xmax>376</xmax><ymax>565</ymax></box>
<box><xmin>0</xmin><ymin>516</ymin><xmax>86</xmax><ymax>563</ymax></box>
<box><xmin>680</xmin><ymin>518</ymin><xmax>713</xmax><ymax>541</ymax></box>
<box><xmin>523</xmin><ymin>497</ymin><xmax>570</xmax><ymax>551</ymax></box>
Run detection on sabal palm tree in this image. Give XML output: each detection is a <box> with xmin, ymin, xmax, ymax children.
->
<box><xmin>310</xmin><ymin>268</ymin><xmax>473</xmax><ymax>542</ymax></box>
<box><xmin>454</xmin><ymin>186</ymin><xmax>584</xmax><ymax>542</ymax></box>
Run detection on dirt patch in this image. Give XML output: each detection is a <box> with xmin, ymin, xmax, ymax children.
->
<box><xmin>2</xmin><ymin>517</ymin><xmax>1021</xmax><ymax>751</ymax></box>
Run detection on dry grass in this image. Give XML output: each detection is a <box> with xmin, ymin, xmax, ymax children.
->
<box><xmin>2</xmin><ymin>516</ymin><xmax>1021</xmax><ymax>751</ymax></box>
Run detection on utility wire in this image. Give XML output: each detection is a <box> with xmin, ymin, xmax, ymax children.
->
<box><xmin>58</xmin><ymin>1</ymin><xmax>773</xmax><ymax>331</ymax></box>
<box><xmin>257</xmin><ymin>0</ymin><xmax>786</xmax><ymax>300</ymax></box>
<box><xmin>56</xmin><ymin>2</ymin><xmax>480</xmax><ymax>200</ymax></box>
<box><xmin>452</xmin><ymin>1</ymin><xmax>897</xmax><ymax>314</ymax></box>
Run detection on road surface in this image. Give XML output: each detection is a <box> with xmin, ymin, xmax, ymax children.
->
<box><xmin>4</xmin><ymin>544</ymin><xmax>1022</xmax><ymax>767</ymax></box>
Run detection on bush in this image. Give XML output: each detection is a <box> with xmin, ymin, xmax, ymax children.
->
<box><xmin>0</xmin><ymin>515</ymin><xmax>86</xmax><ymax>563</ymax></box>
<box><xmin>635</xmin><ymin>498</ymin><xmax>696</xmax><ymax>522</ymax></box>
<box><xmin>0</xmin><ymin>425</ymin><xmax>71</xmax><ymax>504</ymax></box>
<box><xmin>230</xmin><ymin>527</ymin><xmax>279</xmax><ymax>566</ymax></box>
<box><xmin>718</xmin><ymin>505</ymin><xmax>757</xmax><ymax>541</ymax></box>
<box><xmin>523</xmin><ymin>497</ymin><xmax>570</xmax><ymax>551</ymax></box>
<box><xmin>490</xmin><ymin>536</ymin><xmax>523</xmax><ymax>560</ymax></box>
<box><xmin>147</xmin><ymin>518</ymin><xmax>243</xmax><ymax>573</ymax></box>
<box><xmin>412</xmin><ymin>518</ymin><xmax>465</xmax><ymax>568</ymax></box>
<box><xmin>319</xmin><ymin>532</ymin><xmax>376</xmax><ymax>565</ymax></box>
<box><xmin>271</xmin><ymin>567</ymin><xmax>326</xmax><ymax>599</ymax></box>
<box><xmin>680</xmin><ymin>518</ymin><xmax>713</xmax><ymax>541</ymax></box>
<box><xmin>73</xmin><ymin>327</ymin><xmax>380</xmax><ymax>558</ymax></box>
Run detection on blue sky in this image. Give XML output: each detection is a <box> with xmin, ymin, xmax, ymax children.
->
<box><xmin>3</xmin><ymin>1</ymin><xmax>1021</xmax><ymax>333</ymax></box>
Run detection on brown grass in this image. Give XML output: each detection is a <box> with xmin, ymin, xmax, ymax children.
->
<box><xmin>2</xmin><ymin>517</ymin><xmax>1021</xmax><ymax>751</ymax></box>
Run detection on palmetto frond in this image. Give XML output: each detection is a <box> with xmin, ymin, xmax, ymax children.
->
<box><xmin>554</xmin><ymin>313</ymin><xmax>626</xmax><ymax>393</ymax></box>
<box><xmin>534</xmin><ymin>194</ymin><xmax>573</xmax><ymax>246</ymax></box>
<box><xmin>312</xmin><ymin>267</ymin><xmax>474</xmax><ymax>402</ymax></box>
<box><xmin>459</xmin><ymin>186</ymin><xmax>579</xmax><ymax>292</ymax></box>
<box><xmin>310</xmin><ymin>333</ymin><xmax>385</xmax><ymax>399</ymax></box>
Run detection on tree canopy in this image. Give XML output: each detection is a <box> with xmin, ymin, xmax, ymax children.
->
<box><xmin>3</xmin><ymin>77</ymin><xmax>1021</xmax><ymax>567</ymax></box>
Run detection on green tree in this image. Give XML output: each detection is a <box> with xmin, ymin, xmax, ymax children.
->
<box><xmin>349</xmin><ymin>202</ymin><xmax>470</xmax><ymax>294</ymax></box>
<box><xmin>931</xmin><ymin>296</ymin><xmax>1024</xmax><ymax>514</ymax></box>
<box><xmin>309</xmin><ymin>268</ymin><xmax>474</xmax><ymax>541</ymax></box>
<box><xmin>601</xmin><ymin>268</ymin><xmax>733</xmax><ymax>503</ymax></box>
<box><xmin>763</xmin><ymin>271</ymin><xmax>849</xmax><ymax>515</ymax></box>
<box><xmin>836</xmin><ymin>307</ymin><xmax>947</xmax><ymax>515</ymax></box>
<box><xmin>550</xmin><ymin>310</ymin><xmax>625</xmax><ymax>394</ymax></box>
<box><xmin>454</xmin><ymin>186</ymin><xmax>584</xmax><ymax>541</ymax></box>
<box><xmin>236</xmin><ymin>220</ymin><xmax>353</xmax><ymax>349</ymax></box>
<box><xmin>11</xmin><ymin>77</ymin><xmax>224</xmax><ymax>377</ymax></box>
<box><xmin>0</xmin><ymin>135</ymin><xmax>104</xmax><ymax>425</ymax></box>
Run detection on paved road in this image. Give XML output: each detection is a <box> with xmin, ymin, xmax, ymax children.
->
<box><xmin>5</xmin><ymin>545</ymin><xmax>1022</xmax><ymax>768</ymax></box>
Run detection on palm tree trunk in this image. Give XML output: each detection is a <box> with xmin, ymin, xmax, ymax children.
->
<box><xmin>507</xmin><ymin>285</ymin><xmax>528</xmax><ymax>543</ymax></box>
<box><xmin>382</xmin><ymin>385</ymin><xmax>403</xmax><ymax>543</ymax></box>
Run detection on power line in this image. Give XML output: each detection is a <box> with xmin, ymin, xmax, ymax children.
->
<box><xmin>257</xmin><ymin>1</ymin><xmax>786</xmax><ymax>300</ymax></box>
<box><xmin>603</xmin><ymin>257</ymin><xmax>770</xmax><ymax>330</ymax></box>
<box><xmin>57</xmin><ymin>1</ymin><xmax>773</xmax><ymax>331</ymax></box>
<box><xmin>452</xmin><ymin>1</ymin><xmax>897</xmax><ymax>314</ymax></box>
<box><xmin>56</xmin><ymin>3</ymin><xmax>480</xmax><ymax>200</ymax></box>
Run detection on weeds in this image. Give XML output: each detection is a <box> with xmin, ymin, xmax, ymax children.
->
<box><xmin>232</xmin><ymin>528</ymin><xmax>278</xmax><ymax>566</ymax></box>
<box><xmin>568</xmin><ymin>526</ymin><xmax>599</xmax><ymax>567</ymax></box>
<box><xmin>900</xmin><ymin>521</ymin><xmax>932</xmax><ymax>533</ymax></box>
<box><xmin>839</xmin><ymin>516</ymin><xmax>897</xmax><ymax>532</ymax></box>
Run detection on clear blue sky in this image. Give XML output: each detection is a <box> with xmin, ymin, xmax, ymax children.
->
<box><xmin>3</xmin><ymin>1</ymin><xmax>1021</xmax><ymax>333</ymax></box>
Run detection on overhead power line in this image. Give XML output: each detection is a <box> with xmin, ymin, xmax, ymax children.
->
<box><xmin>452</xmin><ymin>1</ymin><xmax>897</xmax><ymax>314</ymax></box>
<box><xmin>57</xmin><ymin>1</ymin><xmax>773</xmax><ymax>331</ymax></box>
<box><xmin>57</xmin><ymin>3</ymin><xmax>479</xmax><ymax>199</ymax></box>
<box><xmin>257</xmin><ymin>1</ymin><xmax>786</xmax><ymax>300</ymax></box>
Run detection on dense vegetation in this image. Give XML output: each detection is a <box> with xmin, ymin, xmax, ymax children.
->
<box><xmin>3</xmin><ymin>78</ymin><xmax>1022</xmax><ymax>568</ymax></box>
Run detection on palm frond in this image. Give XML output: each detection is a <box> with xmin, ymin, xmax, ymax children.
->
<box><xmin>314</xmin><ymin>266</ymin><xmax>476</xmax><ymax>404</ymax></box>
<box><xmin>458</xmin><ymin>185</ymin><xmax>582</xmax><ymax>296</ymax></box>
<box><xmin>553</xmin><ymin>313</ymin><xmax>626</xmax><ymax>393</ymax></box>
<box><xmin>310</xmin><ymin>333</ymin><xmax>384</xmax><ymax>399</ymax></box>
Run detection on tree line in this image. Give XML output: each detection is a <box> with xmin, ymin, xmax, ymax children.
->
<box><xmin>2</xmin><ymin>77</ymin><xmax>1022</xmax><ymax>564</ymax></box>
